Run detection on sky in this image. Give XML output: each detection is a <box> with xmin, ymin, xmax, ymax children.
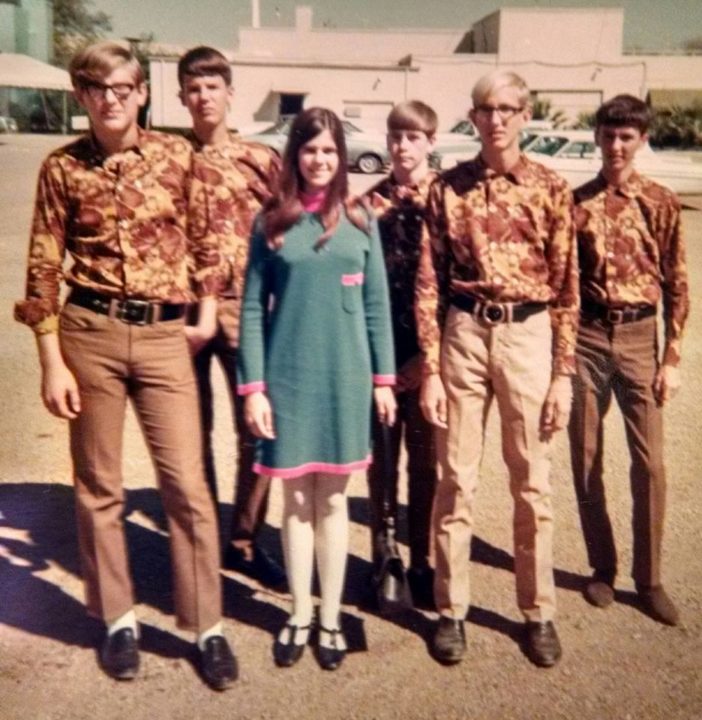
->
<box><xmin>91</xmin><ymin>0</ymin><xmax>702</xmax><ymax>53</ymax></box>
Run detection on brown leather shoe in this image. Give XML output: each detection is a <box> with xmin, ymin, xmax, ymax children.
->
<box><xmin>584</xmin><ymin>571</ymin><xmax>615</xmax><ymax>608</ymax></box>
<box><xmin>432</xmin><ymin>616</ymin><xmax>466</xmax><ymax>664</ymax></box>
<box><xmin>525</xmin><ymin>621</ymin><xmax>562</xmax><ymax>668</ymax></box>
<box><xmin>636</xmin><ymin>584</ymin><xmax>680</xmax><ymax>626</ymax></box>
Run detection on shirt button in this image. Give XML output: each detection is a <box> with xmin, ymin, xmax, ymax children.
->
<box><xmin>119</xmin><ymin>219</ymin><xmax>129</xmax><ymax>229</ymax></box>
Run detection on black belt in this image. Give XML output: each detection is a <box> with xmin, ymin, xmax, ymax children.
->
<box><xmin>451</xmin><ymin>295</ymin><xmax>547</xmax><ymax>325</ymax></box>
<box><xmin>67</xmin><ymin>288</ymin><xmax>187</xmax><ymax>325</ymax></box>
<box><xmin>581</xmin><ymin>299</ymin><xmax>656</xmax><ymax>325</ymax></box>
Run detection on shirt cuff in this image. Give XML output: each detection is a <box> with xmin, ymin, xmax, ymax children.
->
<box><xmin>373</xmin><ymin>374</ymin><xmax>396</xmax><ymax>386</ymax></box>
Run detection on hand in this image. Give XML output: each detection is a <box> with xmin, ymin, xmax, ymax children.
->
<box><xmin>653</xmin><ymin>364</ymin><xmax>681</xmax><ymax>406</ymax></box>
<box><xmin>184</xmin><ymin>322</ymin><xmax>215</xmax><ymax>355</ymax></box>
<box><xmin>420</xmin><ymin>373</ymin><xmax>447</xmax><ymax>428</ymax></box>
<box><xmin>42</xmin><ymin>362</ymin><xmax>81</xmax><ymax>420</ymax></box>
<box><xmin>374</xmin><ymin>386</ymin><xmax>397</xmax><ymax>426</ymax></box>
<box><xmin>540</xmin><ymin>375</ymin><xmax>572</xmax><ymax>439</ymax></box>
<box><xmin>244</xmin><ymin>391</ymin><xmax>276</xmax><ymax>439</ymax></box>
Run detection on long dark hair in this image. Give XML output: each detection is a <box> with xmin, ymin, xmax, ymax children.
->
<box><xmin>263</xmin><ymin>107</ymin><xmax>370</xmax><ymax>249</ymax></box>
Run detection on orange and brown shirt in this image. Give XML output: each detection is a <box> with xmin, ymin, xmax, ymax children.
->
<box><xmin>574</xmin><ymin>171</ymin><xmax>689</xmax><ymax>366</ymax></box>
<box><xmin>366</xmin><ymin>170</ymin><xmax>437</xmax><ymax>391</ymax></box>
<box><xmin>416</xmin><ymin>154</ymin><xmax>579</xmax><ymax>376</ymax></box>
<box><xmin>188</xmin><ymin>132</ymin><xmax>280</xmax><ymax>345</ymax></box>
<box><xmin>14</xmin><ymin>129</ymin><xmax>222</xmax><ymax>335</ymax></box>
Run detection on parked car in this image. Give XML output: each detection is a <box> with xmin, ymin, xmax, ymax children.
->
<box><xmin>243</xmin><ymin>118</ymin><xmax>389</xmax><ymax>174</ymax></box>
<box><xmin>0</xmin><ymin>115</ymin><xmax>18</xmax><ymax>133</ymax></box>
<box><xmin>523</xmin><ymin>129</ymin><xmax>702</xmax><ymax>195</ymax></box>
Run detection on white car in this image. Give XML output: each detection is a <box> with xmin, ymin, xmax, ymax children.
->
<box><xmin>523</xmin><ymin>129</ymin><xmax>702</xmax><ymax>195</ymax></box>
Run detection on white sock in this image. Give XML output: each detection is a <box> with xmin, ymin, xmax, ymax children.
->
<box><xmin>107</xmin><ymin>609</ymin><xmax>138</xmax><ymax>637</ymax></box>
<box><xmin>197</xmin><ymin>621</ymin><xmax>223</xmax><ymax>651</ymax></box>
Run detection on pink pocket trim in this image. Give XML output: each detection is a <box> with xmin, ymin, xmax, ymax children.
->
<box><xmin>341</xmin><ymin>272</ymin><xmax>364</xmax><ymax>287</ymax></box>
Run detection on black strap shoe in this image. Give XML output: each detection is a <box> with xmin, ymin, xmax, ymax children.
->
<box><xmin>432</xmin><ymin>616</ymin><xmax>466</xmax><ymax>664</ymax></box>
<box><xmin>273</xmin><ymin>622</ymin><xmax>311</xmax><ymax>667</ymax></box>
<box><xmin>200</xmin><ymin>636</ymin><xmax>238</xmax><ymax>691</ymax></box>
<box><xmin>100</xmin><ymin>627</ymin><xmax>139</xmax><ymax>680</ymax></box>
<box><xmin>525</xmin><ymin>621</ymin><xmax>562</xmax><ymax>668</ymax></box>
<box><xmin>316</xmin><ymin>626</ymin><xmax>347</xmax><ymax>671</ymax></box>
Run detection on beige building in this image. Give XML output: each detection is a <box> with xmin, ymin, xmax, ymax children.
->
<box><xmin>149</xmin><ymin>4</ymin><xmax>702</xmax><ymax>132</ymax></box>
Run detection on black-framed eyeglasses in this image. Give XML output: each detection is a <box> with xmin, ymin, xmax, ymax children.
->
<box><xmin>474</xmin><ymin>104</ymin><xmax>524</xmax><ymax>121</ymax></box>
<box><xmin>83</xmin><ymin>82</ymin><xmax>136</xmax><ymax>102</ymax></box>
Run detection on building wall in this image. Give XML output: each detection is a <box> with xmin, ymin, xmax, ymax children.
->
<box><xmin>0</xmin><ymin>0</ymin><xmax>52</xmax><ymax>62</ymax></box>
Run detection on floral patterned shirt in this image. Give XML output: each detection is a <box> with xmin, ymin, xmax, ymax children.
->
<box><xmin>15</xmin><ymin>129</ymin><xmax>222</xmax><ymax>334</ymax></box>
<box><xmin>188</xmin><ymin>132</ymin><xmax>280</xmax><ymax>345</ymax></box>
<box><xmin>366</xmin><ymin>170</ymin><xmax>437</xmax><ymax>391</ymax></box>
<box><xmin>416</xmin><ymin>154</ymin><xmax>579</xmax><ymax>376</ymax></box>
<box><xmin>574</xmin><ymin>171</ymin><xmax>689</xmax><ymax>366</ymax></box>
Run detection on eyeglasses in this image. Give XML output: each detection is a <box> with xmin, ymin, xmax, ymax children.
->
<box><xmin>473</xmin><ymin>104</ymin><xmax>524</xmax><ymax>121</ymax></box>
<box><xmin>83</xmin><ymin>82</ymin><xmax>136</xmax><ymax>102</ymax></box>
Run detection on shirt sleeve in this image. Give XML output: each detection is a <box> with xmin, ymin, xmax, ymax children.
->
<box><xmin>659</xmin><ymin>196</ymin><xmax>690</xmax><ymax>366</ymax></box>
<box><xmin>415</xmin><ymin>178</ymin><xmax>450</xmax><ymax>376</ymax></box>
<box><xmin>237</xmin><ymin>218</ymin><xmax>271</xmax><ymax>395</ymax></box>
<box><xmin>546</xmin><ymin>178</ymin><xmax>580</xmax><ymax>376</ymax></box>
<box><xmin>363</xmin><ymin>218</ymin><xmax>396</xmax><ymax>384</ymax></box>
<box><xmin>13</xmin><ymin>157</ymin><xmax>68</xmax><ymax>334</ymax></box>
<box><xmin>187</xmin><ymin>152</ymin><xmax>226</xmax><ymax>298</ymax></box>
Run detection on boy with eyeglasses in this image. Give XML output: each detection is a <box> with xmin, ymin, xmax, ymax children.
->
<box><xmin>14</xmin><ymin>41</ymin><xmax>236</xmax><ymax>690</ymax></box>
<box><xmin>177</xmin><ymin>46</ymin><xmax>285</xmax><ymax>590</ymax></box>
<box><xmin>568</xmin><ymin>95</ymin><xmax>689</xmax><ymax>626</ymax></box>
<box><xmin>416</xmin><ymin>70</ymin><xmax>578</xmax><ymax>667</ymax></box>
<box><xmin>364</xmin><ymin>100</ymin><xmax>439</xmax><ymax>609</ymax></box>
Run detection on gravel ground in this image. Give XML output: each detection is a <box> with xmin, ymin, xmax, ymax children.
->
<box><xmin>1</xmin><ymin>133</ymin><xmax>701</xmax><ymax>720</ymax></box>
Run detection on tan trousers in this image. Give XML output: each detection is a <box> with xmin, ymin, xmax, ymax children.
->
<box><xmin>434</xmin><ymin>306</ymin><xmax>556</xmax><ymax>622</ymax></box>
<box><xmin>59</xmin><ymin>303</ymin><xmax>222</xmax><ymax>632</ymax></box>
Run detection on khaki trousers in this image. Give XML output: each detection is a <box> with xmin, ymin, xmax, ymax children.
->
<box><xmin>59</xmin><ymin>303</ymin><xmax>221</xmax><ymax>632</ymax></box>
<box><xmin>434</xmin><ymin>306</ymin><xmax>556</xmax><ymax>622</ymax></box>
<box><xmin>568</xmin><ymin>315</ymin><xmax>665</xmax><ymax>587</ymax></box>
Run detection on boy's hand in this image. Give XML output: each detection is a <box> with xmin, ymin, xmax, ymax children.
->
<box><xmin>540</xmin><ymin>375</ymin><xmax>572</xmax><ymax>439</ymax></box>
<box><xmin>42</xmin><ymin>362</ymin><xmax>81</xmax><ymax>420</ymax></box>
<box><xmin>653</xmin><ymin>364</ymin><xmax>681</xmax><ymax>406</ymax></box>
<box><xmin>420</xmin><ymin>373</ymin><xmax>447</xmax><ymax>428</ymax></box>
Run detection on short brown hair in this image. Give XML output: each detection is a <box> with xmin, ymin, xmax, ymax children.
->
<box><xmin>69</xmin><ymin>40</ymin><xmax>144</xmax><ymax>90</ymax></box>
<box><xmin>387</xmin><ymin>100</ymin><xmax>438</xmax><ymax>136</ymax></box>
<box><xmin>595</xmin><ymin>94</ymin><xmax>651</xmax><ymax>134</ymax></box>
<box><xmin>177</xmin><ymin>46</ymin><xmax>232</xmax><ymax>88</ymax></box>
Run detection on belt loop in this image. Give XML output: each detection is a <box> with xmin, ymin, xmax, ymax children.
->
<box><xmin>107</xmin><ymin>298</ymin><xmax>119</xmax><ymax>320</ymax></box>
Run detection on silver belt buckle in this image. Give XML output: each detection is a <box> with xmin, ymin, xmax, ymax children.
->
<box><xmin>117</xmin><ymin>299</ymin><xmax>151</xmax><ymax>325</ymax></box>
<box><xmin>479</xmin><ymin>301</ymin><xmax>507</xmax><ymax>325</ymax></box>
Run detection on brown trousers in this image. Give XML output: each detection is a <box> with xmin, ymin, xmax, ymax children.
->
<box><xmin>59</xmin><ymin>302</ymin><xmax>222</xmax><ymax>631</ymax></box>
<box><xmin>434</xmin><ymin>306</ymin><xmax>556</xmax><ymax>622</ymax></box>
<box><xmin>568</xmin><ymin>314</ymin><xmax>666</xmax><ymax>587</ymax></box>
<box><xmin>192</xmin><ymin>329</ymin><xmax>271</xmax><ymax>548</ymax></box>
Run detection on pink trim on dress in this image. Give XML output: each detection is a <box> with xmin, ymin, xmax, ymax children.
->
<box><xmin>254</xmin><ymin>455</ymin><xmax>373</xmax><ymax>479</ymax></box>
<box><xmin>373</xmin><ymin>374</ymin><xmax>396</xmax><ymax>386</ymax></box>
<box><xmin>300</xmin><ymin>189</ymin><xmax>327</xmax><ymax>213</ymax></box>
<box><xmin>237</xmin><ymin>381</ymin><xmax>267</xmax><ymax>396</ymax></box>
<box><xmin>341</xmin><ymin>272</ymin><xmax>364</xmax><ymax>286</ymax></box>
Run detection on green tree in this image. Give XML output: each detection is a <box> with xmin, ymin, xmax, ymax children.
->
<box><xmin>531</xmin><ymin>98</ymin><xmax>568</xmax><ymax>129</ymax></box>
<box><xmin>649</xmin><ymin>105</ymin><xmax>702</xmax><ymax>148</ymax></box>
<box><xmin>53</xmin><ymin>0</ymin><xmax>112</xmax><ymax>68</ymax></box>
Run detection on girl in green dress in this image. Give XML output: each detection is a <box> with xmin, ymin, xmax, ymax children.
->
<box><xmin>238</xmin><ymin>107</ymin><xmax>396</xmax><ymax>670</ymax></box>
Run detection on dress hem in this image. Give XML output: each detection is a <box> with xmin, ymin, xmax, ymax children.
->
<box><xmin>254</xmin><ymin>455</ymin><xmax>372</xmax><ymax>479</ymax></box>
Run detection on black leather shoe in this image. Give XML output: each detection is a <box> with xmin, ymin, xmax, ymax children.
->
<box><xmin>432</xmin><ymin>616</ymin><xmax>466</xmax><ymax>664</ymax></box>
<box><xmin>200</xmin><ymin>636</ymin><xmax>238</xmax><ymax>690</ymax></box>
<box><xmin>317</xmin><ymin>626</ymin><xmax>347</xmax><ymax>671</ymax></box>
<box><xmin>100</xmin><ymin>627</ymin><xmax>139</xmax><ymax>680</ymax></box>
<box><xmin>273</xmin><ymin>622</ymin><xmax>311</xmax><ymax>667</ymax></box>
<box><xmin>525</xmin><ymin>621</ymin><xmax>562</xmax><ymax>668</ymax></box>
<box><xmin>223</xmin><ymin>544</ymin><xmax>287</xmax><ymax>591</ymax></box>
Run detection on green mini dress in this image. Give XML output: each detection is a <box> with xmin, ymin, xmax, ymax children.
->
<box><xmin>238</xmin><ymin>210</ymin><xmax>395</xmax><ymax>479</ymax></box>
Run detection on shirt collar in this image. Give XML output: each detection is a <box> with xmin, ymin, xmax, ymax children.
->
<box><xmin>595</xmin><ymin>169</ymin><xmax>644</xmax><ymax>199</ymax></box>
<box><xmin>81</xmin><ymin>128</ymin><xmax>145</xmax><ymax>166</ymax></box>
<box><xmin>475</xmin><ymin>153</ymin><xmax>534</xmax><ymax>186</ymax></box>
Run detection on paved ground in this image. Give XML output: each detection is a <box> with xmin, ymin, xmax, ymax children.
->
<box><xmin>1</xmin><ymin>133</ymin><xmax>701</xmax><ymax>720</ymax></box>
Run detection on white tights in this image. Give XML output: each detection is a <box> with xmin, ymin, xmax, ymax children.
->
<box><xmin>281</xmin><ymin>473</ymin><xmax>350</xmax><ymax>633</ymax></box>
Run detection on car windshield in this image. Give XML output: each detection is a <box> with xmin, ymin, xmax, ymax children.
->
<box><xmin>527</xmin><ymin>135</ymin><xmax>570</xmax><ymax>156</ymax></box>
